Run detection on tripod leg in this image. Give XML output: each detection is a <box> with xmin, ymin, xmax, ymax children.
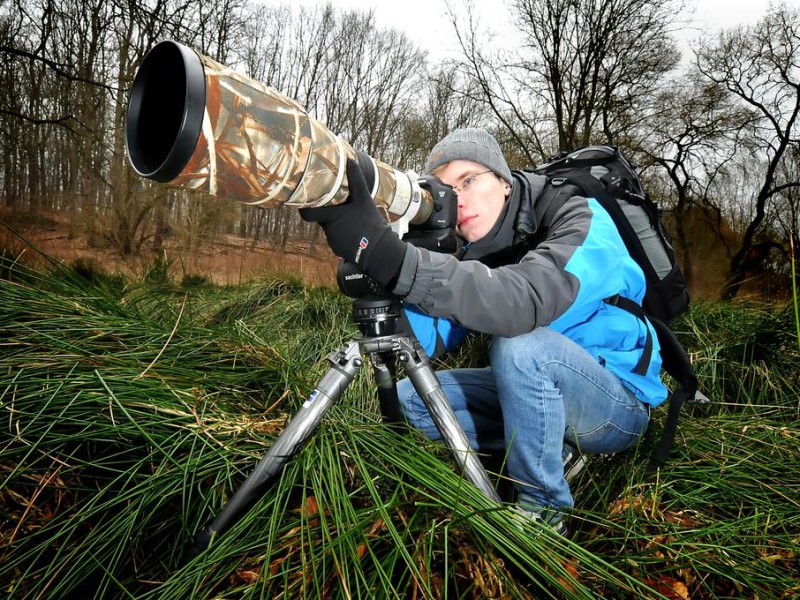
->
<box><xmin>370</xmin><ymin>351</ymin><xmax>405</xmax><ymax>424</ymax></box>
<box><xmin>184</xmin><ymin>341</ymin><xmax>364</xmax><ymax>561</ymax></box>
<box><xmin>396</xmin><ymin>336</ymin><xmax>501</xmax><ymax>504</ymax></box>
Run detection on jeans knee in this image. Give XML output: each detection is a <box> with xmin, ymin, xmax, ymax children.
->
<box><xmin>491</xmin><ymin>328</ymin><xmax>561</xmax><ymax>374</ymax></box>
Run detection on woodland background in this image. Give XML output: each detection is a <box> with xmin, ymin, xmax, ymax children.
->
<box><xmin>1</xmin><ymin>0</ymin><xmax>799</xmax><ymax>299</ymax></box>
<box><xmin>2</xmin><ymin>2</ymin><xmax>800</xmax><ymax>597</ymax></box>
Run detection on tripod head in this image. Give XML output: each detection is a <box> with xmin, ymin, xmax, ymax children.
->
<box><xmin>336</xmin><ymin>260</ymin><xmax>401</xmax><ymax>337</ymax></box>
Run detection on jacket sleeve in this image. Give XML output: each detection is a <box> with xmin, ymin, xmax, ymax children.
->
<box><xmin>403</xmin><ymin>195</ymin><xmax>593</xmax><ymax>336</ymax></box>
<box><xmin>402</xmin><ymin>195</ymin><xmax>641</xmax><ymax>338</ymax></box>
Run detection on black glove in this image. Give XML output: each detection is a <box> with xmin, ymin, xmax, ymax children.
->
<box><xmin>300</xmin><ymin>159</ymin><xmax>407</xmax><ymax>287</ymax></box>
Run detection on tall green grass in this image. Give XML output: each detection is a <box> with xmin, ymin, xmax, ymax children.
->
<box><xmin>1</xmin><ymin>253</ymin><xmax>798</xmax><ymax>599</ymax></box>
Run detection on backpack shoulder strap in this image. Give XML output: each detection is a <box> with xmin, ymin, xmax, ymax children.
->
<box><xmin>604</xmin><ymin>294</ymin><xmax>653</xmax><ymax>376</ymax></box>
<box><xmin>520</xmin><ymin>175</ymin><xmax>582</xmax><ymax>249</ymax></box>
<box><xmin>645</xmin><ymin>316</ymin><xmax>699</xmax><ymax>474</ymax></box>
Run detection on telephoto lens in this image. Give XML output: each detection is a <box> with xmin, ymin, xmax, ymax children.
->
<box><xmin>125</xmin><ymin>40</ymin><xmax>433</xmax><ymax>237</ymax></box>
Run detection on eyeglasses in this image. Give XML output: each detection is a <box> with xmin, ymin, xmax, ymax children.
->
<box><xmin>452</xmin><ymin>170</ymin><xmax>493</xmax><ymax>194</ymax></box>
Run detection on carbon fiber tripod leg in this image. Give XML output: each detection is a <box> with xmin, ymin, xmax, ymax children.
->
<box><xmin>184</xmin><ymin>340</ymin><xmax>363</xmax><ymax>560</ymax></box>
<box><xmin>184</xmin><ymin>330</ymin><xmax>501</xmax><ymax>562</ymax></box>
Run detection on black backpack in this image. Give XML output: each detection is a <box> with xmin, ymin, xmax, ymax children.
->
<box><xmin>527</xmin><ymin>145</ymin><xmax>699</xmax><ymax>473</ymax></box>
<box><xmin>532</xmin><ymin>145</ymin><xmax>689</xmax><ymax>323</ymax></box>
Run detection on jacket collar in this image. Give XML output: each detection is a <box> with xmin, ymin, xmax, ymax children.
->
<box><xmin>460</xmin><ymin>171</ymin><xmax>548</xmax><ymax>264</ymax></box>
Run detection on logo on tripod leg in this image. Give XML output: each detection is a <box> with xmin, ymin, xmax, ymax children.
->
<box><xmin>303</xmin><ymin>390</ymin><xmax>319</xmax><ymax>408</ymax></box>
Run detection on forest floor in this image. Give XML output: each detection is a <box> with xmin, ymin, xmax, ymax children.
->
<box><xmin>1</xmin><ymin>208</ymin><xmax>340</xmax><ymax>289</ymax></box>
<box><xmin>0</xmin><ymin>206</ymin><xmax>779</xmax><ymax>303</ymax></box>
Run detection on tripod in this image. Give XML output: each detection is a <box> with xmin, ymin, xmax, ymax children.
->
<box><xmin>184</xmin><ymin>272</ymin><xmax>501</xmax><ymax>560</ymax></box>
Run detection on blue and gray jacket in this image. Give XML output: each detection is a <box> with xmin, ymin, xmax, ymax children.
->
<box><xmin>393</xmin><ymin>171</ymin><xmax>668</xmax><ymax>407</ymax></box>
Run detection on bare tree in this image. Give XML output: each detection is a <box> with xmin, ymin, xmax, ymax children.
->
<box><xmin>447</xmin><ymin>0</ymin><xmax>685</xmax><ymax>162</ymax></box>
<box><xmin>634</xmin><ymin>72</ymin><xmax>756</xmax><ymax>289</ymax></box>
<box><xmin>393</xmin><ymin>66</ymin><xmax>487</xmax><ymax>172</ymax></box>
<box><xmin>0</xmin><ymin>0</ymin><xmax>211</xmax><ymax>252</ymax></box>
<box><xmin>442</xmin><ymin>0</ymin><xmax>548</xmax><ymax>165</ymax></box>
<box><xmin>775</xmin><ymin>146</ymin><xmax>800</xmax><ymax>248</ymax></box>
<box><xmin>696</xmin><ymin>4</ymin><xmax>800</xmax><ymax>299</ymax></box>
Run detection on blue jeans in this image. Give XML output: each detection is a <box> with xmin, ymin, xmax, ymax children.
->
<box><xmin>396</xmin><ymin>327</ymin><xmax>650</xmax><ymax>511</ymax></box>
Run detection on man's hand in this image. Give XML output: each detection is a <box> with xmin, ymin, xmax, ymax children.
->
<box><xmin>299</xmin><ymin>159</ymin><xmax>407</xmax><ymax>287</ymax></box>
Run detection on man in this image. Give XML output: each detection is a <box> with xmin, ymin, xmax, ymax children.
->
<box><xmin>300</xmin><ymin>128</ymin><xmax>667</xmax><ymax>533</ymax></box>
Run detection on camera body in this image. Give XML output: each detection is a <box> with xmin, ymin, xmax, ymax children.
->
<box><xmin>403</xmin><ymin>175</ymin><xmax>459</xmax><ymax>255</ymax></box>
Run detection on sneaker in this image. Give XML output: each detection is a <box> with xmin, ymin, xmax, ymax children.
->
<box><xmin>563</xmin><ymin>447</ymin><xmax>587</xmax><ymax>483</ymax></box>
<box><xmin>512</xmin><ymin>504</ymin><xmax>569</xmax><ymax>537</ymax></box>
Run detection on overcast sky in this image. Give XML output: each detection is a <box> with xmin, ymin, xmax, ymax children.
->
<box><xmin>283</xmin><ymin>0</ymin><xmax>780</xmax><ymax>62</ymax></box>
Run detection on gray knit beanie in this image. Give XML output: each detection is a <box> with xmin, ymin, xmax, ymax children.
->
<box><xmin>424</xmin><ymin>128</ymin><xmax>513</xmax><ymax>185</ymax></box>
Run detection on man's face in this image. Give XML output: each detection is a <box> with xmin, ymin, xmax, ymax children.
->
<box><xmin>434</xmin><ymin>159</ymin><xmax>510</xmax><ymax>243</ymax></box>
